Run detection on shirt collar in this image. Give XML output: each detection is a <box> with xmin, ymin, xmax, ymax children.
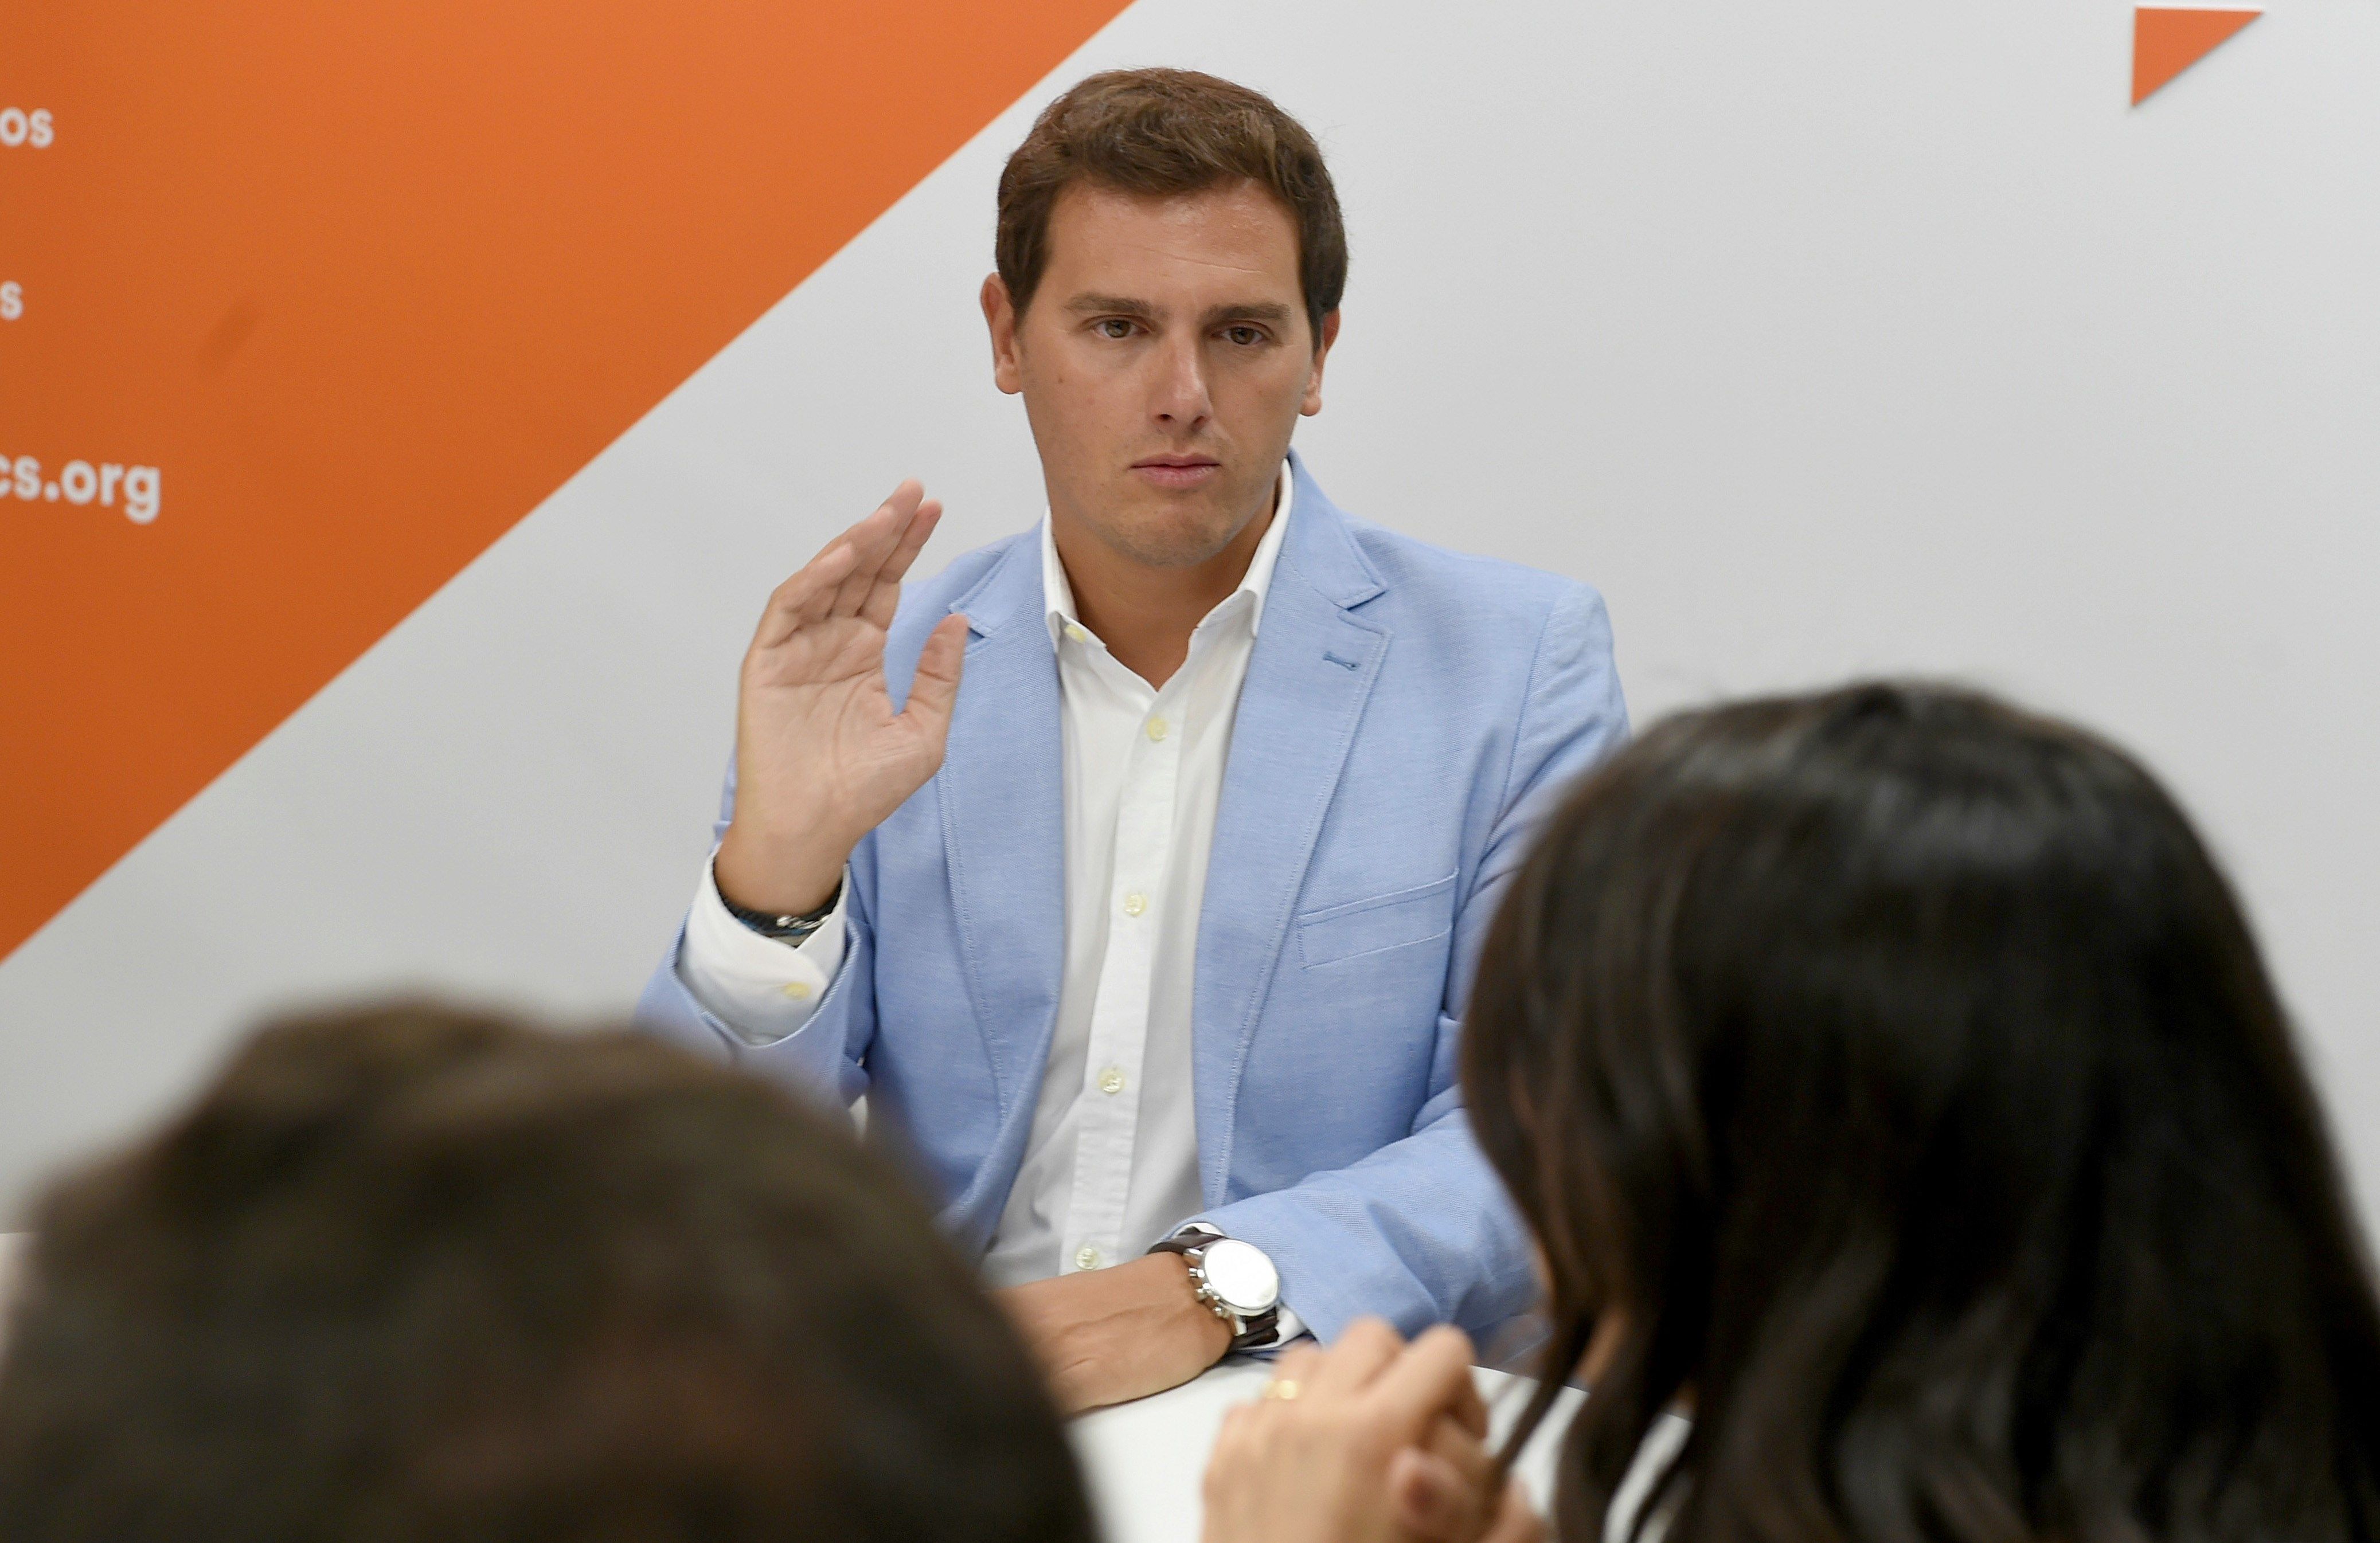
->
<box><xmin>1041</xmin><ymin>461</ymin><xmax>1293</xmax><ymax>648</ymax></box>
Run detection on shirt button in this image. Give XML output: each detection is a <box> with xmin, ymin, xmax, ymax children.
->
<box><xmin>1121</xmin><ymin>892</ymin><xmax>1147</xmax><ymax>917</ymax></box>
<box><xmin>780</xmin><ymin>981</ymin><xmax>811</xmax><ymax>1000</ymax></box>
<box><xmin>1146</xmin><ymin>716</ymin><xmax>1170</xmax><ymax>742</ymax></box>
<box><xmin>1064</xmin><ymin>623</ymin><xmax>1089</xmax><ymax>643</ymax></box>
<box><xmin>1098</xmin><ymin>1066</ymin><xmax>1126</xmax><ymax>1095</ymax></box>
<box><xmin>1075</xmin><ymin>1245</ymin><xmax>1103</xmax><ymax>1271</ymax></box>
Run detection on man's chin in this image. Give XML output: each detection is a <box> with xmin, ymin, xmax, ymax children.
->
<box><xmin>1103</xmin><ymin>516</ymin><xmax>1241</xmax><ymax>569</ymax></box>
<box><xmin>1093</xmin><ymin>482</ymin><xmax>1270</xmax><ymax>569</ymax></box>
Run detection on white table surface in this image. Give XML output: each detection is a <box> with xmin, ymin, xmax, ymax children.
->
<box><xmin>1074</xmin><ymin>1356</ymin><xmax>1586</xmax><ymax>1543</ymax></box>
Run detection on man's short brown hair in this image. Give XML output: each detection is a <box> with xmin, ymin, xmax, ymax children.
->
<box><xmin>0</xmin><ymin>1002</ymin><xmax>1095</xmax><ymax>1543</ymax></box>
<box><xmin>996</xmin><ymin>68</ymin><xmax>1347</xmax><ymax>346</ymax></box>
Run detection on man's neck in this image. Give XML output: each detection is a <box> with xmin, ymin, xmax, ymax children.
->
<box><xmin>1054</xmin><ymin>487</ymin><xmax>1277</xmax><ymax>688</ymax></box>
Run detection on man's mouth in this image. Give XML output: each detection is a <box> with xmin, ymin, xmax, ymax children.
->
<box><xmin>1131</xmin><ymin>455</ymin><xmax>1221</xmax><ymax>489</ymax></box>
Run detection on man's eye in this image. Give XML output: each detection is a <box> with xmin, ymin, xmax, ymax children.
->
<box><xmin>1096</xmin><ymin>319</ymin><xmax>1136</xmax><ymax>339</ymax></box>
<box><xmin>1224</xmin><ymin>326</ymin><xmax>1265</xmax><ymax>346</ymax></box>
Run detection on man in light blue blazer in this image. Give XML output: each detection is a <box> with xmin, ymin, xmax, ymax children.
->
<box><xmin>637</xmin><ymin>69</ymin><xmax>1626</xmax><ymax>1411</ymax></box>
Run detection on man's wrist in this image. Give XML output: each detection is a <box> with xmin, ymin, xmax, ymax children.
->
<box><xmin>714</xmin><ymin>821</ymin><xmax>850</xmax><ymax>917</ymax></box>
<box><xmin>717</xmin><ymin>878</ymin><xmax>841</xmax><ymax>943</ymax></box>
<box><xmin>1149</xmin><ymin>1252</ymin><xmax>1236</xmax><ymax>1366</ymax></box>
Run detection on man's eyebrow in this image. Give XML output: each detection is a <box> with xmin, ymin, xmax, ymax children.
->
<box><xmin>1202</xmin><ymin>301</ymin><xmax>1294</xmax><ymax>327</ymax></box>
<box><xmin>1064</xmin><ymin>293</ymin><xmax>1160</xmax><ymax>319</ymax></box>
<box><xmin>1058</xmin><ymin>295</ymin><xmax>1296</xmax><ymax>328</ymax></box>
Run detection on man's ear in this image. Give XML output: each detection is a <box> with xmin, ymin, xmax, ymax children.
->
<box><xmin>982</xmin><ymin>273</ymin><xmax>1024</xmax><ymax>396</ymax></box>
<box><xmin>1300</xmin><ymin>309</ymin><xmax>1341</xmax><ymax>417</ymax></box>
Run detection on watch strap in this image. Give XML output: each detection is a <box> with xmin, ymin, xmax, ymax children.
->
<box><xmin>719</xmin><ymin>879</ymin><xmax>841</xmax><ymax>944</ymax></box>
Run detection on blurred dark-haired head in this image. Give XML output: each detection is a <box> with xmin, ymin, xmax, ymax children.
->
<box><xmin>0</xmin><ymin>1002</ymin><xmax>1096</xmax><ymax>1543</ymax></box>
<box><xmin>1465</xmin><ymin>683</ymin><xmax>2380</xmax><ymax>1543</ymax></box>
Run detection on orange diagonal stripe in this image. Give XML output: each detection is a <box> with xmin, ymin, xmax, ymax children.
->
<box><xmin>0</xmin><ymin>1</ymin><xmax>1128</xmax><ymax>961</ymax></box>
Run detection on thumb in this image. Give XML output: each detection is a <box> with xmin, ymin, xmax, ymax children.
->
<box><xmin>901</xmin><ymin>613</ymin><xmax>970</xmax><ymax>741</ymax></box>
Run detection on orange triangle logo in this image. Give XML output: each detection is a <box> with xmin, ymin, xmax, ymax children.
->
<box><xmin>2133</xmin><ymin>6</ymin><xmax>2263</xmax><ymax>104</ymax></box>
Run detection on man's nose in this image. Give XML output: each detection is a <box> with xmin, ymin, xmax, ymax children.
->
<box><xmin>1150</xmin><ymin>335</ymin><xmax>1212</xmax><ymax>428</ymax></box>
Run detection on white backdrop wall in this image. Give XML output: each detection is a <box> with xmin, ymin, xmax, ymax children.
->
<box><xmin>3</xmin><ymin>0</ymin><xmax>2375</xmax><ymax>1233</ymax></box>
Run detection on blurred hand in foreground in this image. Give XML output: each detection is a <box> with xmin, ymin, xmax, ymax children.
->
<box><xmin>1201</xmin><ymin>1320</ymin><xmax>1545</xmax><ymax>1543</ymax></box>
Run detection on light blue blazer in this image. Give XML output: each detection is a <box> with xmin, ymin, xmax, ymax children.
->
<box><xmin>637</xmin><ymin>453</ymin><xmax>1628</xmax><ymax>1341</ymax></box>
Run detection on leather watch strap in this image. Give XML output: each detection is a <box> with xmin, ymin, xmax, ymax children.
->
<box><xmin>720</xmin><ymin>878</ymin><xmax>841</xmax><ymax>943</ymax></box>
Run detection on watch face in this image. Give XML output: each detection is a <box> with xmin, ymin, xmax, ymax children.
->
<box><xmin>1199</xmin><ymin>1238</ymin><xmax>1280</xmax><ymax>1315</ymax></box>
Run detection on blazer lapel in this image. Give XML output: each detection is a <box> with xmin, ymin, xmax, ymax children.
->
<box><xmin>1193</xmin><ymin>463</ymin><xmax>1390</xmax><ymax>1201</ymax></box>
<box><xmin>934</xmin><ymin>541</ymin><xmax>1068</xmax><ymax>1126</ymax></box>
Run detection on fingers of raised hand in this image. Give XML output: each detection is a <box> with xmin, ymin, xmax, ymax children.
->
<box><xmin>858</xmin><ymin>496</ymin><xmax>944</xmax><ymax>628</ymax></box>
<box><xmin>880</xmin><ymin>496</ymin><xmax>944</xmax><ymax>585</ymax></box>
<box><xmin>896</xmin><ymin>614</ymin><xmax>969</xmax><ymax>746</ymax></box>
<box><xmin>751</xmin><ymin>481</ymin><xmax>927</xmax><ymax>649</ymax></box>
<box><xmin>828</xmin><ymin>479</ymin><xmax>921</xmax><ymax>554</ymax></box>
<box><xmin>828</xmin><ymin>481</ymin><xmax>927</xmax><ymax>618</ymax></box>
<box><xmin>752</xmin><ymin>538</ymin><xmax>861</xmax><ymax>648</ymax></box>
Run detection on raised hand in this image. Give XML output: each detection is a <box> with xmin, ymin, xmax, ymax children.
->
<box><xmin>713</xmin><ymin>481</ymin><xmax>970</xmax><ymax>917</ymax></box>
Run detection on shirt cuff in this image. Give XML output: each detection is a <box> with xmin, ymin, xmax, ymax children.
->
<box><xmin>675</xmin><ymin>851</ymin><xmax>849</xmax><ymax>1047</ymax></box>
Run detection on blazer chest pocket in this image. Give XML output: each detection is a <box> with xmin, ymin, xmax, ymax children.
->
<box><xmin>1296</xmin><ymin>871</ymin><xmax>1459</xmax><ymax>969</ymax></box>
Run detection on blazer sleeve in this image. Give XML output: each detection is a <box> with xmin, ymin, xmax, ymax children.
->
<box><xmin>1192</xmin><ymin>583</ymin><xmax>1629</xmax><ymax>1341</ymax></box>
<box><xmin>633</xmin><ymin>753</ymin><xmax>877</xmax><ymax>1110</ymax></box>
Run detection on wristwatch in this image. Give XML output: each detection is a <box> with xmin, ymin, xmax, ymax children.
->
<box><xmin>720</xmin><ymin>878</ymin><xmax>841</xmax><ymax>945</ymax></box>
<box><xmin>1148</xmin><ymin>1225</ymin><xmax>1283</xmax><ymax>1350</ymax></box>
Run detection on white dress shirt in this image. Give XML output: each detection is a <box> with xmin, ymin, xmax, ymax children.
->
<box><xmin>678</xmin><ymin>469</ymin><xmax>1303</xmax><ymax>1322</ymax></box>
